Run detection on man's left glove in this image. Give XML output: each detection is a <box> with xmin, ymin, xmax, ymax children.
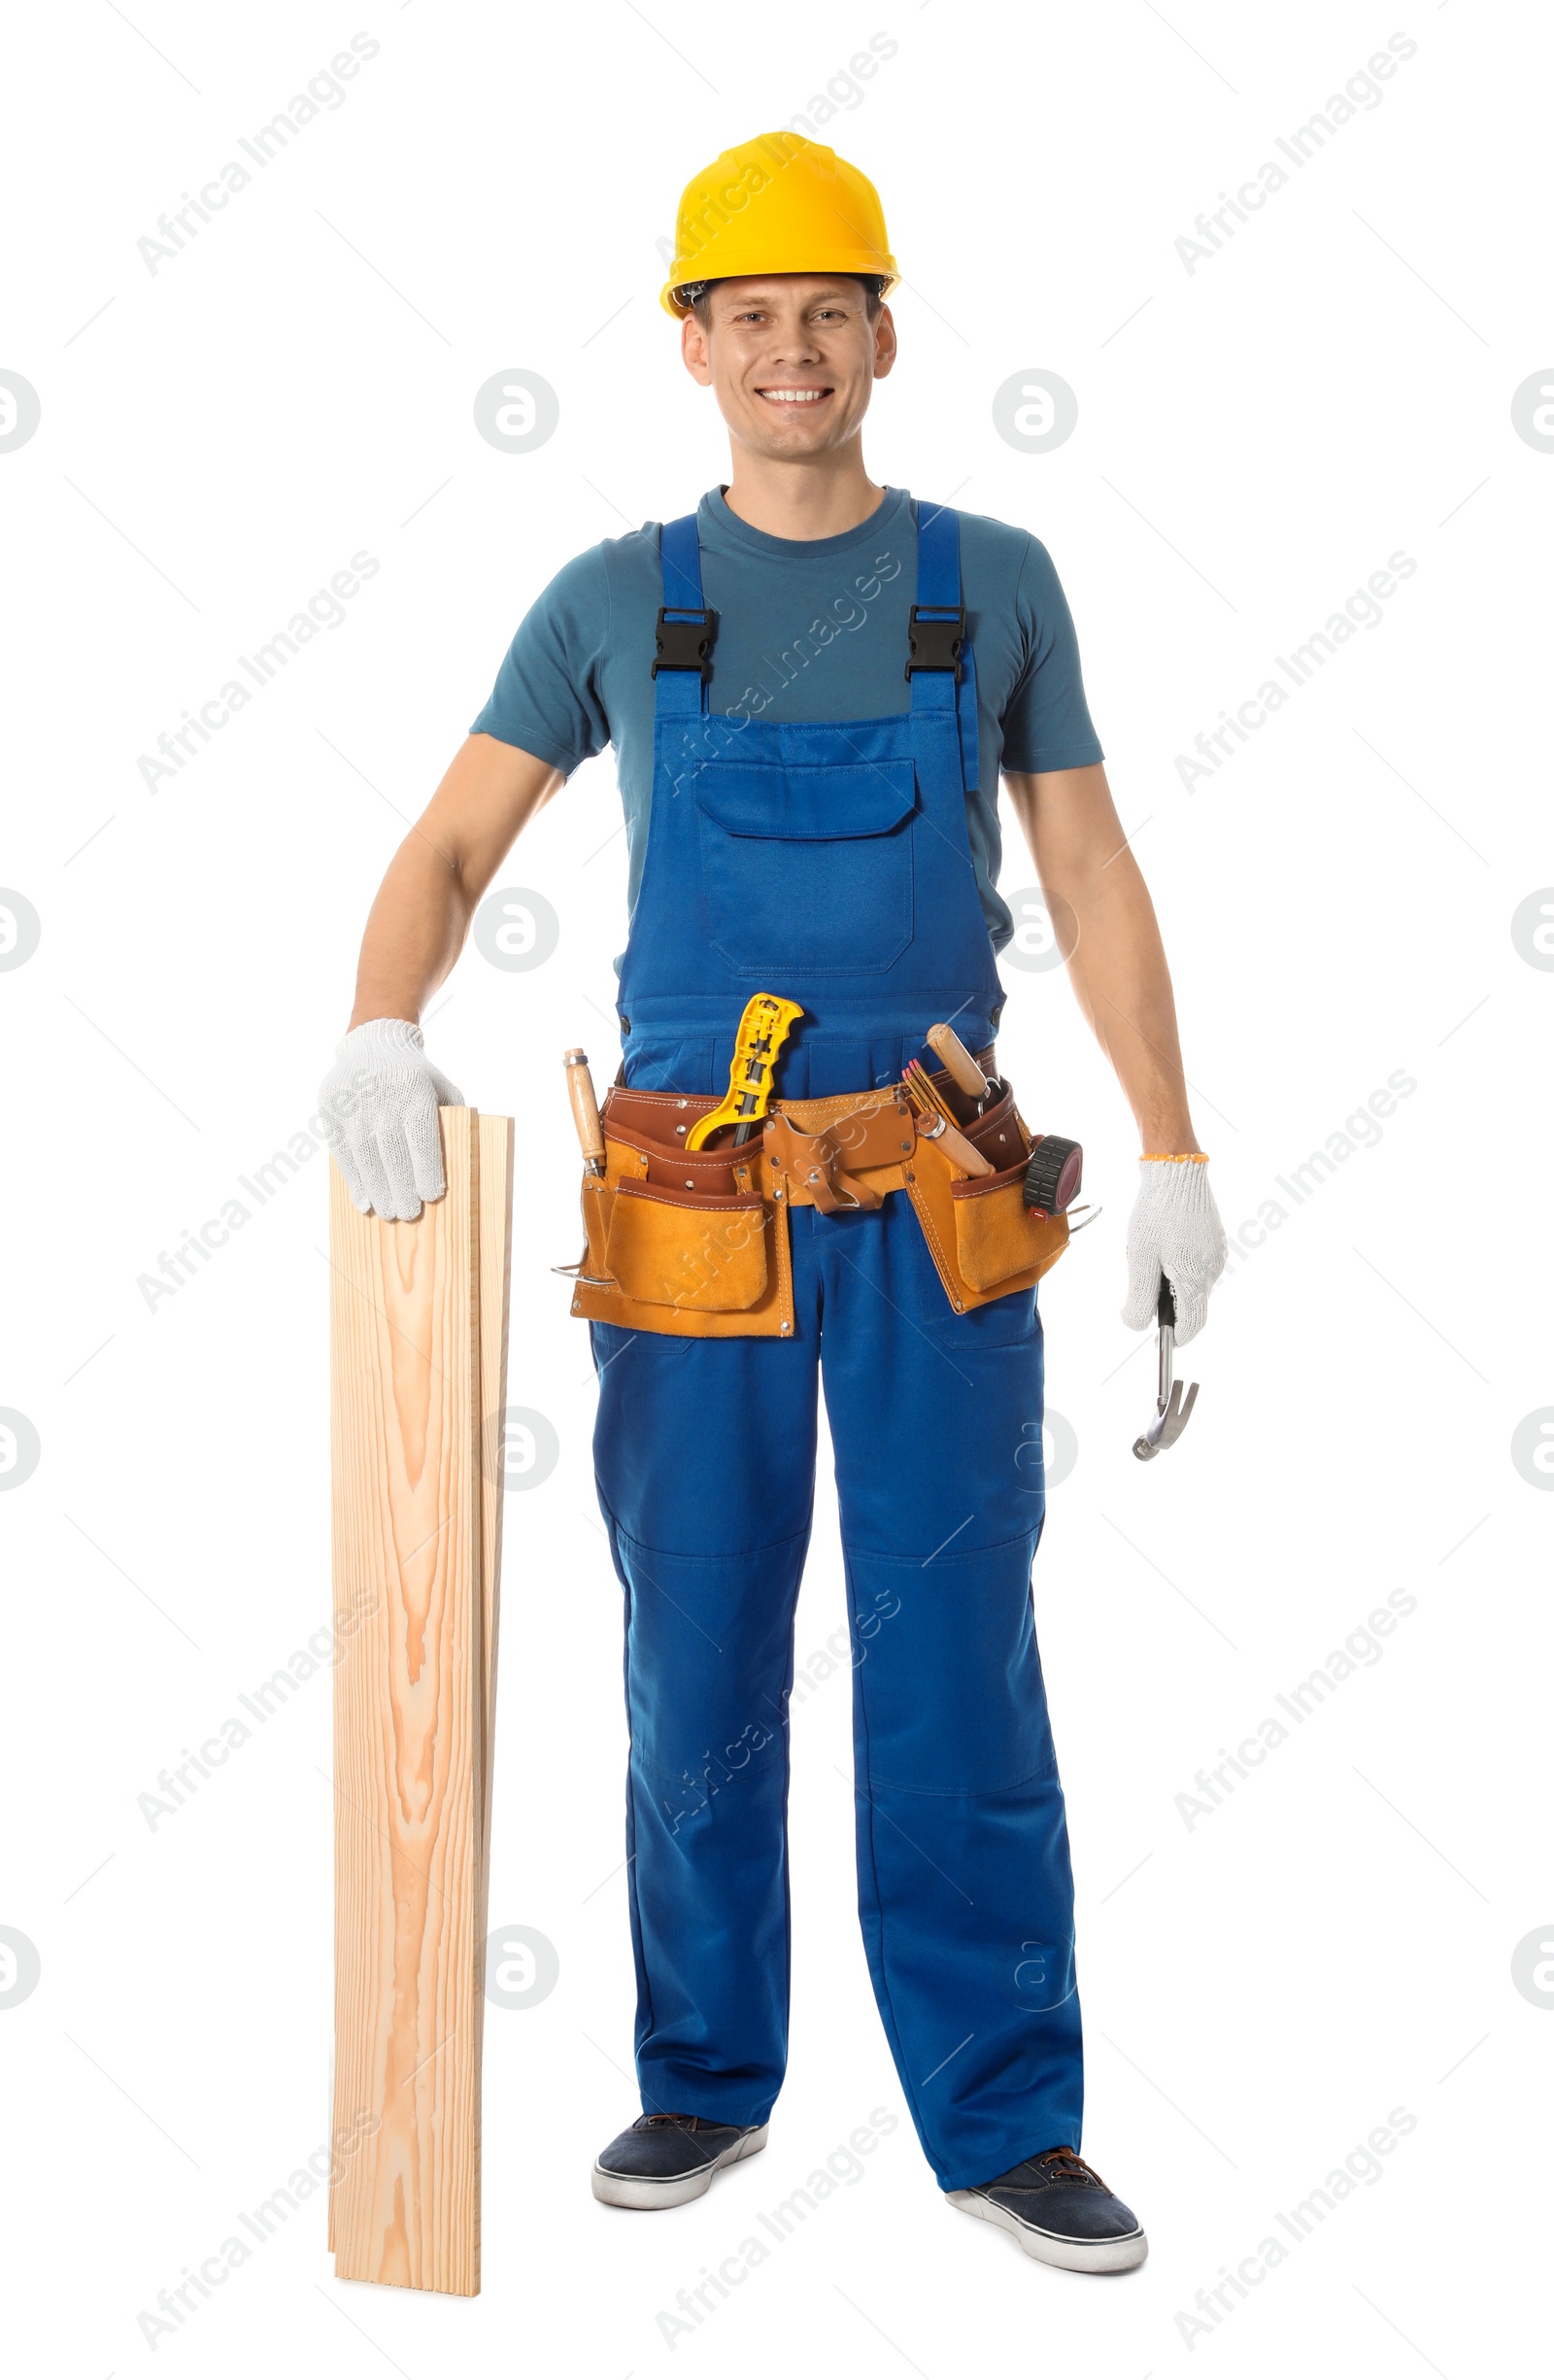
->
<box><xmin>1120</xmin><ymin>1156</ymin><xmax>1227</xmax><ymax>1347</ymax></box>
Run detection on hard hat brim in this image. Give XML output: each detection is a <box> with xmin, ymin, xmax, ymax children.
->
<box><xmin>660</xmin><ymin>263</ymin><xmax>900</xmax><ymax>319</ymax></box>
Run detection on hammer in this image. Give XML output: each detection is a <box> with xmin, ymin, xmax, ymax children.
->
<box><xmin>1132</xmin><ymin>1278</ymin><xmax>1199</xmax><ymax>1460</ymax></box>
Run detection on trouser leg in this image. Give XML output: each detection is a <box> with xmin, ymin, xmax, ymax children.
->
<box><xmin>817</xmin><ymin>1191</ymin><xmax>1084</xmax><ymax>2192</ymax></box>
<box><xmin>591</xmin><ymin>1293</ymin><xmax>820</xmax><ymax>2126</ymax></box>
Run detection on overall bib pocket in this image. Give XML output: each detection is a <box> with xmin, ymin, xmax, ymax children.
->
<box><xmin>693</xmin><ymin>759</ymin><xmax>916</xmax><ymax>976</ymax></box>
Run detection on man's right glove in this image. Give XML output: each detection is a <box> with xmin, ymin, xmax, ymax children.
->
<box><xmin>319</xmin><ymin>1017</ymin><xmax>464</xmax><ymax>1222</ymax></box>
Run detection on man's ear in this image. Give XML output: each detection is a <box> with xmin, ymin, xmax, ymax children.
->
<box><xmin>872</xmin><ymin>303</ymin><xmax>898</xmax><ymax>382</ymax></box>
<box><xmin>681</xmin><ymin>312</ymin><xmax>713</xmax><ymax>387</ymax></box>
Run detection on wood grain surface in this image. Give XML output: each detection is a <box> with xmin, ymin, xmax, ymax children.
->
<box><xmin>472</xmin><ymin>1111</ymin><xmax>514</xmax><ymax>2267</ymax></box>
<box><xmin>327</xmin><ymin>1108</ymin><xmax>510</xmax><ymax>2296</ymax></box>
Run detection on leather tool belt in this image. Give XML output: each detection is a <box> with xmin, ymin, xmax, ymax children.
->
<box><xmin>566</xmin><ymin>1057</ymin><xmax>1070</xmax><ymax>1339</ymax></box>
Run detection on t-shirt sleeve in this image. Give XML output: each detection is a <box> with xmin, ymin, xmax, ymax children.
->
<box><xmin>998</xmin><ymin>536</ymin><xmax>1104</xmax><ymax>772</ymax></box>
<box><xmin>469</xmin><ymin>544</ymin><xmax>614</xmax><ymax>772</ymax></box>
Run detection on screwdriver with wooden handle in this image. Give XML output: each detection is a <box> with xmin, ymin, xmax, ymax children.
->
<box><xmin>563</xmin><ymin>1048</ymin><xmax>606</xmax><ymax>1174</ymax></box>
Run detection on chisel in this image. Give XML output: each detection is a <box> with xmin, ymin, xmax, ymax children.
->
<box><xmin>563</xmin><ymin>1048</ymin><xmax>606</xmax><ymax>1175</ymax></box>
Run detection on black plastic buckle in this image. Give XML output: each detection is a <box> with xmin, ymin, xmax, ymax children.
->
<box><xmin>904</xmin><ymin>604</ymin><xmax>966</xmax><ymax>680</ymax></box>
<box><xmin>652</xmin><ymin>606</ymin><xmax>717</xmax><ymax>680</ymax></box>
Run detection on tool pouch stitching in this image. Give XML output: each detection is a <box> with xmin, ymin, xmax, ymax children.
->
<box><xmin>571</xmin><ymin>1125</ymin><xmax>794</xmax><ymax>1335</ymax></box>
<box><xmin>910</xmin><ymin>1138</ymin><xmax>1068</xmax><ymax>1309</ymax></box>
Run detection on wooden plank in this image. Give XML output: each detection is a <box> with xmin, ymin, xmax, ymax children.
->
<box><xmin>471</xmin><ymin>1112</ymin><xmax>514</xmax><ymax>2263</ymax></box>
<box><xmin>475</xmin><ymin>1115</ymin><xmax>514</xmax><ymax>1894</ymax></box>
<box><xmin>328</xmin><ymin>1109</ymin><xmax>483</xmax><ymax>2295</ymax></box>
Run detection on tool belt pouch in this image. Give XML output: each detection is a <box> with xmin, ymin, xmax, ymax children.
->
<box><xmin>568</xmin><ymin>1087</ymin><xmax>794</xmax><ymax>1339</ymax></box>
<box><xmin>951</xmin><ymin>1161</ymin><xmax>1068</xmax><ymax>1291</ymax></box>
<box><xmin>906</xmin><ymin>1081</ymin><xmax>1070</xmax><ymax>1314</ymax></box>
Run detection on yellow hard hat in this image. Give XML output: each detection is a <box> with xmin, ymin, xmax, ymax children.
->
<box><xmin>660</xmin><ymin>131</ymin><xmax>898</xmax><ymax>318</ymax></box>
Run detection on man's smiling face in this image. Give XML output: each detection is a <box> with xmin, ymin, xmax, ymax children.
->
<box><xmin>681</xmin><ymin>274</ymin><xmax>896</xmax><ymax>464</ymax></box>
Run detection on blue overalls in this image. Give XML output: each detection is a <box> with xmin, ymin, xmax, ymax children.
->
<box><xmin>591</xmin><ymin>500</ymin><xmax>1083</xmax><ymax>2192</ymax></box>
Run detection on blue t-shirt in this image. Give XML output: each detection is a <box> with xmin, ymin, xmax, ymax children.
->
<box><xmin>470</xmin><ymin>485</ymin><xmax>1102</xmax><ymax>955</ymax></box>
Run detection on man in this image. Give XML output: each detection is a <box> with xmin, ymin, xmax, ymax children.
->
<box><xmin>321</xmin><ymin>133</ymin><xmax>1226</xmax><ymax>2274</ymax></box>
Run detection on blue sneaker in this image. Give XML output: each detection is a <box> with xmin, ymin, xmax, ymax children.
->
<box><xmin>946</xmin><ymin>2148</ymin><xmax>1148</xmax><ymax>2272</ymax></box>
<box><xmin>591</xmin><ymin>2112</ymin><xmax>769</xmax><ymax>2210</ymax></box>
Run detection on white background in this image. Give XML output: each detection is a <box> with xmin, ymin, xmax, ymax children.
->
<box><xmin>2</xmin><ymin>1</ymin><xmax>1550</xmax><ymax>2372</ymax></box>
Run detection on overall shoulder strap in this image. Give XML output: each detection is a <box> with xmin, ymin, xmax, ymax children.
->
<box><xmin>906</xmin><ymin>501</ymin><xmax>965</xmax><ymax>688</ymax></box>
<box><xmin>908</xmin><ymin>501</ymin><xmax>979</xmax><ymax>790</ymax></box>
<box><xmin>654</xmin><ymin>514</ymin><xmax>714</xmax><ymax>716</ymax></box>
<box><xmin>659</xmin><ymin>514</ymin><xmax>705</xmax><ymax>611</ymax></box>
<box><xmin>913</xmin><ymin>499</ymin><xmax>962</xmax><ymax>609</ymax></box>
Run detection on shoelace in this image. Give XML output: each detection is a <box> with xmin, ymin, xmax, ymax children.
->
<box><xmin>1037</xmin><ymin>2148</ymin><xmax>1108</xmax><ymax>2190</ymax></box>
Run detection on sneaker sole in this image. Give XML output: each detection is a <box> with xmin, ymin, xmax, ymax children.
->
<box><xmin>591</xmin><ymin>2124</ymin><xmax>770</xmax><ymax>2211</ymax></box>
<box><xmin>945</xmin><ymin>2187</ymin><xmax>1148</xmax><ymax>2273</ymax></box>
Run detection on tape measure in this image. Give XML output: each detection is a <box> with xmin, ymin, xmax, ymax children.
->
<box><xmin>1023</xmin><ymin>1135</ymin><xmax>1083</xmax><ymax>1215</ymax></box>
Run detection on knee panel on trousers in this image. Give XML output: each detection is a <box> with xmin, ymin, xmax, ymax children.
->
<box><xmin>845</xmin><ymin>1539</ymin><xmax>1057</xmax><ymax>1795</ymax></box>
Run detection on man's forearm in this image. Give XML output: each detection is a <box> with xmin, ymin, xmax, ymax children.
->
<box><xmin>344</xmin><ymin>732</ymin><xmax>566</xmax><ymax>1031</ymax></box>
<box><xmin>348</xmin><ymin>830</ymin><xmax>470</xmax><ymax>1030</ymax></box>
<box><xmin>1003</xmin><ymin>764</ymin><xmax>1200</xmax><ymax>1154</ymax></box>
<box><xmin>1059</xmin><ymin>855</ymin><xmax>1198</xmax><ymax>1153</ymax></box>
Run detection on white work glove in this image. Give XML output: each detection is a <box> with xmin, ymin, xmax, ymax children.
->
<box><xmin>319</xmin><ymin>1017</ymin><xmax>464</xmax><ymax>1222</ymax></box>
<box><xmin>1120</xmin><ymin>1156</ymin><xmax>1227</xmax><ymax>1347</ymax></box>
